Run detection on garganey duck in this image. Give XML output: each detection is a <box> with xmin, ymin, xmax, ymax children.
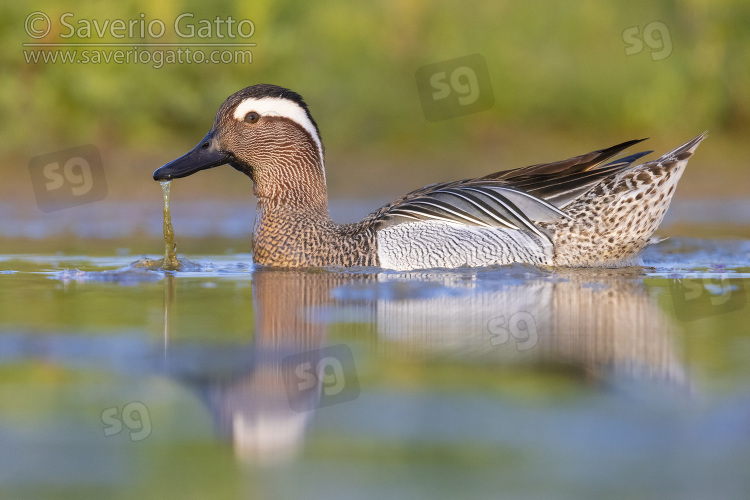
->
<box><xmin>153</xmin><ymin>84</ymin><xmax>705</xmax><ymax>270</ymax></box>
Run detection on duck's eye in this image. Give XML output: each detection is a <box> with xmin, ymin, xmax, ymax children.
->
<box><xmin>244</xmin><ymin>112</ymin><xmax>260</xmax><ymax>124</ymax></box>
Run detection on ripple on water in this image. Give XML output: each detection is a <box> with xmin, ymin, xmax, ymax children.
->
<box><xmin>43</xmin><ymin>257</ymin><xmax>253</xmax><ymax>285</ymax></box>
<box><xmin>643</xmin><ymin>238</ymin><xmax>750</xmax><ymax>277</ymax></box>
<box><xmin>0</xmin><ymin>237</ymin><xmax>747</xmax><ymax>282</ymax></box>
<box><xmin>130</xmin><ymin>256</ymin><xmax>204</xmax><ymax>273</ymax></box>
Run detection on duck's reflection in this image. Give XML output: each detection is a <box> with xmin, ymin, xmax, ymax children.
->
<box><xmin>370</xmin><ymin>267</ymin><xmax>686</xmax><ymax>386</ymax></box>
<box><xmin>169</xmin><ymin>265</ymin><xmax>687</xmax><ymax>463</ymax></box>
<box><xmin>172</xmin><ymin>270</ymin><xmax>368</xmax><ymax>463</ymax></box>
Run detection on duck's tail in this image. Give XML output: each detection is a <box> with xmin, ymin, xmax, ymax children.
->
<box><xmin>651</xmin><ymin>131</ymin><xmax>708</xmax><ymax>165</ymax></box>
<box><xmin>547</xmin><ymin>132</ymin><xmax>707</xmax><ymax>267</ymax></box>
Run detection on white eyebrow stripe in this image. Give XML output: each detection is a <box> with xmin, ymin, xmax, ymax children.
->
<box><xmin>233</xmin><ymin>97</ymin><xmax>323</xmax><ymax>163</ymax></box>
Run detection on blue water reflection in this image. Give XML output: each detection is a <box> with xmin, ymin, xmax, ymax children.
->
<box><xmin>0</xmin><ymin>238</ymin><xmax>749</xmax><ymax>498</ymax></box>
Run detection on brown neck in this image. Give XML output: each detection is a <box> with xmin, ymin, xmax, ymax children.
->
<box><xmin>252</xmin><ymin>200</ymin><xmax>336</xmax><ymax>267</ymax></box>
<box><xmin>248</xmin><ymin>142</ymin><xmax>378</xmax><ymax>268</ymax></box>
<box><xmin>251</xmin><ymin>142</ymin><xmax>329</xmax><ymax>214</ymax></box>
<box><xmin>251</xmin><ymin>151</ymin><xmax>336</xmax><ymax>266</ymax></box>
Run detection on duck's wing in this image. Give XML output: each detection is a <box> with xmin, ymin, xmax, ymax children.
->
<box><xmin>368</xmin><ymin>138</ymin><xmax>650</xmax><ymax>236</ymax></box>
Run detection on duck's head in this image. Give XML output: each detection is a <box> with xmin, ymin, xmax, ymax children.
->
<box><xmin>153</xmin><ymin>84</ymin><xmax>326</xmax><ymax>204</ymax></box>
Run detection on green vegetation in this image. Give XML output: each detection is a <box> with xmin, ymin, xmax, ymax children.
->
<box><xmin>2</xmin><ymin>0</ymin><xmax>749</xmax><ymax>199</ymax></box>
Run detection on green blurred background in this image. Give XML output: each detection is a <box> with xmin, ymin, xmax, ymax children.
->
<box><xmin>3</xmin><ymin>0</ymin><xmax>749</xmax><ymax>205</ymax></box>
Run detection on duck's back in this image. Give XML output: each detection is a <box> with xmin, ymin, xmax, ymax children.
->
<box><xmin>363</xmin><ymin>133</ymin><xmax>706</xmax><ymax>271</ymax></box>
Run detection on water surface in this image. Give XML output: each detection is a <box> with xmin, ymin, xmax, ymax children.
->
<box><xmin>1</xmin><ymin>232</ymin><xmax>750</xmax><ymax>498</ymax></box>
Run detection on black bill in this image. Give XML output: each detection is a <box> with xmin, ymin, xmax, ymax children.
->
<box><xmin>153</xmin><ymin>132</ymin><xmax>231</xmax><ymax>180</ymax></box>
